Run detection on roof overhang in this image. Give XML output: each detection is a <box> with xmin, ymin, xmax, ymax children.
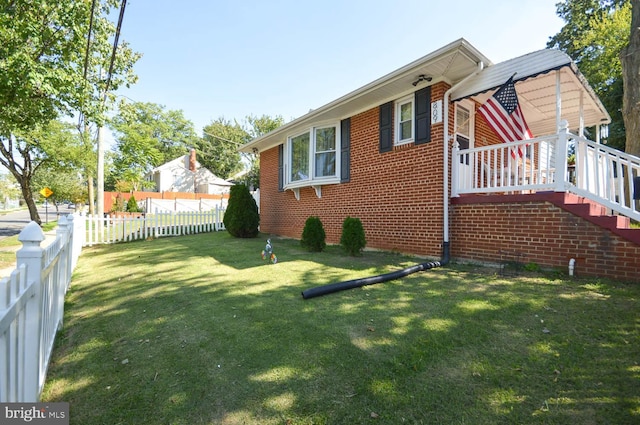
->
<box><xmin>450</xmin><ymin>49</ymin><xmax>611</xmax><ymax>136</ymax></box>
<box><xmin>240</xmin><ymin>38</ymin><xmax>491</xmax><ymax>153</ymax></box>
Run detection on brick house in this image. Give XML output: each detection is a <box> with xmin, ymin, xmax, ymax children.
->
<box><xmin>240</xmin><ymin>38</ymin><xmax>640</xmax><ymax>282</ymax></box>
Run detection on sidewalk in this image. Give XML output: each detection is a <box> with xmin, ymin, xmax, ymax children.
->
<box><xmin>0</xmin><ymin>228</ymin><xmax>58</xmax><ymax>279</ymax></box>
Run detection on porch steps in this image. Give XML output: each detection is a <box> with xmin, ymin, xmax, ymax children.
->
<box><xmin>553</xmin><ymin>193</ymin><xmax>640</xmax><ymax>246</ymax></box>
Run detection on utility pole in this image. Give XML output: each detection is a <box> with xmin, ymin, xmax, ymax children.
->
<box><xmin>97</xmin><ymin>125</ymin><xmax>105</xmax><ymax>218</ymax></box>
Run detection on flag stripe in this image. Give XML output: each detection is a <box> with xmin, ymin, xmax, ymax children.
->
<box><xmin>477</xmin><ymin>77</ymin><xmax>532</xmax><ymax>159</ymax></box>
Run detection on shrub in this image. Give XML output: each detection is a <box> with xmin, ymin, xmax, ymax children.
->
<box><xmin>111</xmin><ymin>193</ymin><xmax>125</xmax><ymax>212</ymax></box>
<box><xmin>223</xmin><ymin>184</ymin><xmax>259</xmax><ymax>238</ymax></box>
<box><xmin>126</xmin><ymin>195</ymin><xmax>141</xmax><ymax>212</ymax></box>
<box><xmin>340</xmin><ymin>216</ymin><xmax>366</xmax><ymax>256</ymax></box>
<box><xmin>301</xmin><ymin>216</ymin><xmax>326</xmax><ymax>252</ymax></box>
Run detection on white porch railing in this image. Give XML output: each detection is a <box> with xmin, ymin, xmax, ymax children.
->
<box><xmin>452</xmin><ymin>121</ymin><xmax>640</xmax><ymax>223</ymax></box>
<box><xmin>0</xmin><ymin>215</ymin><xmax>82</xmax><ymax>402</ymax></box>
<box><xmin>81</xmin><ymin>207</ymin><xmax>226</xmax><ymax>247</ymax></box>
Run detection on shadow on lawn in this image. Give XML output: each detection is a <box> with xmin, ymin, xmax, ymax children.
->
<box><xmin>42</xmin><ymin>233</ymin><xmax>640</xmax><ymax>424</ymax></box>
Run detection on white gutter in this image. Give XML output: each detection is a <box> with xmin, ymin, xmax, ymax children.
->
<box><xmin>442</xmin><ymin>61</ymin><xmax>484</xmax><ymax>247</ymax></box>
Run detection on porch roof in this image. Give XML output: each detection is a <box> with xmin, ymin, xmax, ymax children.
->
<box><xmin>450</xmin><ymin>49</ymin><xmax>611</xmax><ymax>136</ymax></box>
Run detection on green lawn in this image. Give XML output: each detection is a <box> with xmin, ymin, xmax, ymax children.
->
<box><xmin>41</xmin><ymin>232</ymin><xmax>640</xmax><ymax>424</ymax></box>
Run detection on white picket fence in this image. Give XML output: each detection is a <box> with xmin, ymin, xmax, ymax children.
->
<box><xmin>0</xmin><ymin>215</ymin><xmax>82</xmax><ymax>402</ymax></box>
<box><xmin>81</xmin><ymin>207</ymin><xmax>226</xmax><ymax>246</ymax></box>
<box><xmin>0</xmin><ymin>206</ymin><xmax>227</xmax><ymax>402</ymax></box>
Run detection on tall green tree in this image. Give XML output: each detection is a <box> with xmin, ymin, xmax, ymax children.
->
<box><xmin>0</xmin><ymin>0</ymin><xmax>139</xmax><ymax>223</ymax></box>
<box><xmin>243</xmin><ymin>114</ymin><xmax>285</xmax><ymax>189</ymax></box>
<box><xmin>31</xmin><ymin>166</ymin><xmax>87</xmax><ymax>214</ymax></box>
<box><xmin>198</xmin><ymin>118</ymin><xmax>249</xmax><ymax>180</ymax></box>
<box><xmin>109</xmin><ymin>101</ymin><xmax>198</xmax><ymax>191</ymax></box>
<box><xmin>620</xmin><ymin>0</ymin><xmax>640</xmax><ymax>157</ymax></box>
<box><xmin>548</xmin><ymin>0</ymin><xmax>631</xmax><ymax>150</ymax></box>
<box><xmin>0</xmin><ymin>120</ymin><xmax>90</xmax><ymax>223</ymax></box>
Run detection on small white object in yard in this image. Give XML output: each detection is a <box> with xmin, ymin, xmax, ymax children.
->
<box><xmin>542</xmin><ymin>328</ymin><xmax>551</xmax><ymax>334</ymax></box>
<box><xmin>121</xmin><ymin>358</ymin><xmax>129</xmax><ymax>364</ymax></box>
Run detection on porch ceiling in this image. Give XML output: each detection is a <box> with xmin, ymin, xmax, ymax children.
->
<box><xmin>450</xmin><ymin>49</ymin><xmax>611</xmax><ymax>136</ymax></box>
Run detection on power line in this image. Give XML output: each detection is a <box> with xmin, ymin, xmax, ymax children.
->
<box><xmin>103</xmin><ymin>0</ymin><xmax>127</xmax><ymax>99</ymax></box>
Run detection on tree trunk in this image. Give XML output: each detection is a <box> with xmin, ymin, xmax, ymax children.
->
<box><xmin>621</xmin><ymin>0</ymin><xmax>640</xmax><ymax>157</ymax></box>
<box><xmin>87</xmin><ymin>175</ymin><xmax>95</xmax><ymax>215</ymax></box>
<box><xmin>18</xmin><ymin>176</ymin><xmax>41</xmax><ymax>225</ymax></box>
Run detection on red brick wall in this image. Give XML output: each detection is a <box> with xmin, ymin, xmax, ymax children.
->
<box><xmin>259</xmin><ymin>82</ymin><xmax>452</xmax><ymax>257</ymax></box>
<box><xmin>451</xmin><ymin>195</ymin><xmax>640</xmax><ymax>282</ymax></box>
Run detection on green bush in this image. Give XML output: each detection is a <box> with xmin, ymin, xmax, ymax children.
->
<box><xmin>223</xmin><ymin>184</ymin><xmax>259</xmax><ymax>238</ymax></box>
<box><xmin>301</xmin><ymin>216</ymin><xmax>326</xmax><ymax>252</ymax></box>
<box><xmin>126</xmin><ymin>194</ymin><xmax>141</xmax><ymax>212</ymax></box>
<box><xmin>340</xmin><ymin>216</ymin><xmax>366</xmax><ymax>256</ymax></box>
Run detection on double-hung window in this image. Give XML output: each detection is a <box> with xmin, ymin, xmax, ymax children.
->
<box><xmin>285</xmin><ymin>124</ymin><xmax>339</xmax><ymax>188</ymax></box>
<box><xmin>396</xmin><ymin>95</ymin><xmax>414</xmax><ymax>145</ymax></box>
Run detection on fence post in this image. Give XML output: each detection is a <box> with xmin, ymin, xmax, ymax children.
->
<box><xmin>555</xmin><ymin>120</ymin><xmax>569</xmax><ymax>192</ymax></box>
<box><xmin>56</xmin><ymin>216</ymin><xmax>72</xmax><ymax>293</ymax></box>
<box><xmin>16</xmin><ymin>222</ymin><xmax>45</xmax><ymax>402</ymax></box>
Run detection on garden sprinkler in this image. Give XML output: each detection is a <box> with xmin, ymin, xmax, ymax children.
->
<box><xmin>261</xmin><ymin>238</ymin><xmax>278</xmax><ymax>264</ymax></box>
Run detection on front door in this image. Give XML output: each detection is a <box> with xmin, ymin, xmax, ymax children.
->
<box><xmin>455</xmin><ymin>101</ymin><xmax>474</xmax><ymax>189</ymax></box>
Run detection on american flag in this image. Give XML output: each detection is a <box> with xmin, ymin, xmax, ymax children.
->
<box><xmin>478</xmin><ymin>76</ymin><xmax>532</xmax><ymax>158</ymax></box>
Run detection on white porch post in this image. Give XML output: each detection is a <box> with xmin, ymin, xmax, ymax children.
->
<box><xmin>555</xmin><ymin>120</ymin><xmax>570</xmax><ymax>192</ymax></box>
<box><xmin>451</xmin><ymin>141</ymin><xmax>460</xmax><ymax>197</ymax></box>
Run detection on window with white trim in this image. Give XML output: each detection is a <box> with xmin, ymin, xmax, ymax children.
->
<box><xmin>396</xmin><ymin>95</ymin><xmax>414</xmax><ymax>145</ymax></box>
<box><xmin>284</xmin><ymin>124</ymin><xmax>340</xmax><ymax>189</ymax></box>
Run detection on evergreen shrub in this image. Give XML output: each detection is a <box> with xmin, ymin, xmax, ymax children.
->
<box><xmin>223</xmin><ymin>184</ymin><xmax>259</xmax><ymax>238</ymax></box>
<box><xmin>300</xmin><ymin>216</ymin><xmax>326</xmax><ymax>252</ymax></box>
<box><xmin>340</xmin><ymin>216</ymin><xmax>366</xmax><ymax>256</ymax></box>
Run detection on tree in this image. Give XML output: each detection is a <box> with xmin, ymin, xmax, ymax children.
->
<box><xmin>109</xmin><ymin>101</ymin><xmax>198</xmax><ymax>190</ymax></box>
<box><xmin>0</xmin><ymin>173</ymin><xmax>20</xmax><ymax>206</ymax></box>
<box><xmin>0</xmin><ymin>1</ymin><xmax>139</xmax><ymax>223</ymax></box>
<box><xmin>223</xmin><ymin>184</ymin><xmax>259</xmax><ymax>238</ymax></box>
<box><xmin>620</xmin><ymin>0</ymin><xmax>640</xmax><ymax>157</ymax></box>
<box><xmin>548</xmin><ymin>0</ymin><xmax>631</xmax><ymax>150</ymax></box>
<box><xmin>31</xmin><ymin>166</ymin><xmax>87</xmax><ymax>214</ymax></box>
<box><xmin>0</xmin><ymin>120</ymin><xmax>89</xmax><ymax>223</ymax></box>
<box><xmin>197</xmin><ymin>118</ymin><xmax>249</xmax><ymax>180</ymax></box>
<box><xmin>243</xmin><ymin>115</ymin><xmax>285</xmax><ymax>189</ymax></box>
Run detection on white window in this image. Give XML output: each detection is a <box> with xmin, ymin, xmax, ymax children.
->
<box><xmin>285</xmin><ymin>124</ymin><xmax>340</xmax><ymax>189</ymax></box>
<box><xmin>396</xmin><ymin>95</ymin><xmax>414</xmax><ymax>145</ymax></box>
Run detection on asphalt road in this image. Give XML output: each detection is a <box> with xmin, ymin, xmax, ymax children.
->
<box><xmin>0</xmin><ymin>205</ymin><xmax>69</xmax><ymax>239</ymax></box>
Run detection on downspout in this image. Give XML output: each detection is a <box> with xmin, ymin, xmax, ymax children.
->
<box><xmin>442</xmin><ymin>61</ymin><xmax>484</xmax><ymax>264</ymax></box>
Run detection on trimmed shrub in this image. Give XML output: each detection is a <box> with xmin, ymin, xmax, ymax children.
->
<box><xmin>340</xmin><ymin>216</ymin><xmax>366</xmax><ymax>256</ymax></box>
<box><xmin>223</xmin><ymin>184</ymin><xmax>259</xmax><ymax>238</ymax></box>
<box><xmin>126</xmin><ymin>194</ymin><xmax>141</xmax><ymax>212</ymax></box>
<box><xmin>301</xmin><ymin>216</ymin><xmax>326</xmax><ymax>252</ymax></box>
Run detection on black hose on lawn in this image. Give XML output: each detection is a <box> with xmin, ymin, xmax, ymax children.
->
<box><xmin>301</xmin><ymin>242</ymin><xmax>450</xmax><ymax>300</ymax></box>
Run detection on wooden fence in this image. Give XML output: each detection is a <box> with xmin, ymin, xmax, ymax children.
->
<box><xmin>81</xmin><ymin>207</ymin><xmax>226</xmax><ymax>246</ymax></box>
<box><xmin>0</xmin><ymin>215</ymin><xmax>82</xmax><ymax>402</ymax></box>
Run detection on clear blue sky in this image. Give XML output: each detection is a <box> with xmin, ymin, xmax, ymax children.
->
<box><xmin>115</xmin><ymin>0</ymin><xmax>565</xmax><ymax>132</ymax></box>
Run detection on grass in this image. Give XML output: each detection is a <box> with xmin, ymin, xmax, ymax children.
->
<box><xmin>41</xmin><ymin>232</ymin><xmax>640</xmax><ymax>424</ymax></box>
<box><xmin>0</xmin><ymin>221</ymin><xmax>58</xmax><ymax>269</ymax></box>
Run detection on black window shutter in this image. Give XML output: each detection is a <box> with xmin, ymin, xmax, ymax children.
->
<box><xmin>379</xmin><ymin>101</ymin><xmax>393</xmax><ymax>153</ymax></box>
<box><xmin>415</xmin><ymin>86</ymin><xmax>431</xmax><ymax>145</ymax></box>
<box><xmin>277</xmin><ymin>144</ymin><xmax>284</xmax><ymax>192</ymax></box>
<box><xmin>340</xmin><ymin>118</ymin><xmax>351</xmax><ymax>182</ymax></box>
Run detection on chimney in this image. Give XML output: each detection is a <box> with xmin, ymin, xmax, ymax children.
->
<box><xmin>189</xmin><ymin>148</ymin><xmax>197</xmax><ymax>172</ymax></box>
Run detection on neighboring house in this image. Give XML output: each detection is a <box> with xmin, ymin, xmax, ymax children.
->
<box><xmin>240</xmin><ymin>38</ymin><xmax>640</xmax><ymax>282</ymax></box>
<box><xmin>146</xmin><ymin>149</ymin><xmax>233</xmax><ymax>195</ymax></box>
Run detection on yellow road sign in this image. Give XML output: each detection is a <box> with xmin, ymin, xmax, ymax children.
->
<box><xmin>40</xmin><ymin>187</ymin><xmax>53</xmax><ymax>198</ymax></box>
